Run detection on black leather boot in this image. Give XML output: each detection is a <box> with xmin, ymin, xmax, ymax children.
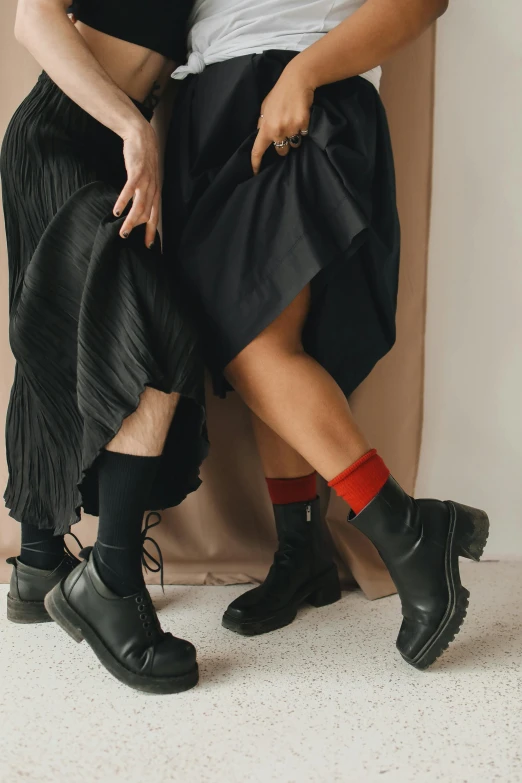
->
<box><xmin>349</xmin><ymin>476</ymin><xmax>490</xmax><ymax>669</ymax></box>
<box><xmin>222</xmin><ymin>497</ymin><xmax>341</xmax><ymax>636</ymax></box>
<box><xmin>6</xmin><ymin>554</ymin><xmax>80</xmax><ymax>624</ymax></box>
<box><xmin>45</xmin><ymin>547</ymin><xmax>198</xmax><ymax>694</ymax></box>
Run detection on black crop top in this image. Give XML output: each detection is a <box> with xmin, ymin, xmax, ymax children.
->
<box><xmin>70</xmin><ymin>0</ymin><xmax>194</xmax><ymax>62</ymax></box>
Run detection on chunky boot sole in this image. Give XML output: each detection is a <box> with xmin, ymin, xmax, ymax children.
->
<box><xmin>45</xmin><ymin>583</ymin><xmax>199</xmax><ymax>694</ymax></box>
<box><xmin>7</xmin><ymin>594</ymin><xmax>52</xmax><ymax>624</ymax></box>
<box><xmin>400</xmin><ymin>502</ymin><xmax>490</xmax><ymax>670</ymax></box>
<box><xmin>222</xmin><ymin>565</ymin><xmax>342</xmax><ymax>636</ymax></box>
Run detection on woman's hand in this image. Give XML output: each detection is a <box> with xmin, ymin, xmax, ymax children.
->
<box><xmin>250</xmin><ymin>0</ymin><xmax>449</xmax><ymax>175</ymax></box>
<box><xmin>15</xmin><ymin>0</ymin><xmax>164</xmax><ymax>248</ymax></box>
<box><xmin>114</xmin><ymin>121</ymin><xmax>161</xmax><ymax>248</ymax></box>
<box><xmin>251</xmin><ymin>68</ymin><xmax>315</xmax><ymax>175</ymax></box>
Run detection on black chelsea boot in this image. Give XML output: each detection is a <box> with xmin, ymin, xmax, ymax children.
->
<box><xmin>222</xmin><ymin>497</ymin><xmax>341</xmax><ymax>636</ymax></box>
<box><xmin>348</xmin><ymin>476</ymin><xmax>489</xmax><ymax>669</ymax></box>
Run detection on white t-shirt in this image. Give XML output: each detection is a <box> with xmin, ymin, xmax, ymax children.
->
<box><xmin>173</xmin><ymin>0</ymin><xmax>381</xmax><ymax>91</ymax></box>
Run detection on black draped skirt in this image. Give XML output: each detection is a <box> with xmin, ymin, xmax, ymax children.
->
<box><xmin>163</xmin><ymin>51</ymin><xmax>400</xmax><ymax>398</ymax></box>
<box><xmin>1</xmin><ymin>73</ymin><xmax>208</xmax><ymax>534</ymax></box>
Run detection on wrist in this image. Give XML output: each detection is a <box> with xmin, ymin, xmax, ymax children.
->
<box><xmin>283</xmin><ymin>55</ymin><xmax>321</xmax><ymax>92</ymax></box>
<box><xmin>116</xmin><ymin>114</ymin><xmax>151</xmax><ymax>142</ymax></box>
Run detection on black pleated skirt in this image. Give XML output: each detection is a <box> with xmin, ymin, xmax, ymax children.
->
<box><xmin>163</xmin><ymin>51</ymin><xmax>400</xmax><ymax>398</ymax></box>
<box><xmin>1</xmin><ymin>73</ymin><xmax>208</xmax><ymax>533</ymax></box>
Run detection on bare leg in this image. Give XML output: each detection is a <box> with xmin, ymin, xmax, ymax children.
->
<box><xmin>226</xmin><ymin>286</ymin><xmax>370</xmax><ymax>482</ymax></box>
<box><xmin>223</xmin><ymin>319</ymin><xmax>346</xmax><ymax>635</ymax></box>
<box><xmin>250</xmin><ymin>412</ymin><xmax>314</xmax><ymax>478</ymax></box>
<box><xmin>106</xmin><ymin>387</ymin><xmax>180</xmax><ymax>457</ymax></box>
<box><xmin>226</xmin><ymin>286</ymin><xmax>491</xmax><ymax>671</ymax></box>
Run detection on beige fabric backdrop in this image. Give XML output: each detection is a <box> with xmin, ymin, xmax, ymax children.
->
<box><xmin>0</xmin><ymin>2</ymin><xmax>435</xmax><ymax>598</ymax></box>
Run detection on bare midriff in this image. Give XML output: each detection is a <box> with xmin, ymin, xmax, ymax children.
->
<box><xmin>76</xmin><ymin>21</ymin><xmax>174</xmax><ymax>104</ymax></box>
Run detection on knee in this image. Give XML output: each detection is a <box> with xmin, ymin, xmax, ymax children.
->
<box><xmin>227</xmin><ymin>286</ymin><xmax>310</xmax><ymax>382</ymax></box>
<box><xmin>226</xmin><ymin>330</ymin><xmax>305</xmax><ymax>385</ymax></box>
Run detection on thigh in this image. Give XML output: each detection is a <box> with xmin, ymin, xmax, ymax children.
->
<box><xmin>227</xmin><ymin>285</ymin><xmax>311</xmax><ymax>376</ymax></box>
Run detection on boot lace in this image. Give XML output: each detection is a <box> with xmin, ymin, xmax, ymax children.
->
<box><xmin>141</xmin><ymin>511</ymin><xmax>165</xmax><ymax>593</ymax></box>
<box><xmin>16</xmin><ymin>529</ymin><xmax>83</xmax><ymax>571</ymax></box>
<box><xmin>64</xmin><ymin>530</ymin><xmax>83</xmax><ymax>560</ymax></box>
<box><xmin>128</xmin><ymin>513</ymin><xmax>166</xmax><ymax>643</ymax></box>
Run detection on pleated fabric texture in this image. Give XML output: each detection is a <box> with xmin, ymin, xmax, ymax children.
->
<box><xmin>163</xmin><ymin>50</ymin><xmax>401</xmax><ymax>399</ymax></box>
<box><xmin>1</xmin><ymin>73</ymin><xmax>208</xmax><ymax>534</ymax></box>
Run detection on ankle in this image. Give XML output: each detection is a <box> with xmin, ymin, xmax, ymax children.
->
<box><xmin>93</xmin><ymin>542</ymin><xmax>145</xmax><ymax>597</ymax></box>
<box><xmin>328</xmin><ymin>449</ymin><xmax>390</xmax><ymax>514</ymax></box>
<box><xmin>20</xmin><ymin>524</ymin><xmax>65</xmax><ymax>571</ymax></box>
<box><xmin>266</xmin><ymin>472</ymin><xmax>317</xmax><ymax>505</ymax></box>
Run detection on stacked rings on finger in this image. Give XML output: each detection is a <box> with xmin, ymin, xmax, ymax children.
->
<box><xmin>272</xmin><ymin>130</ymin><xmax>309</xmax><ymax>149</ymax></box>
<box><xmin>271</xmin><ymin>127</ymin><xmax>309</xmax><ymax>150</ymax></box>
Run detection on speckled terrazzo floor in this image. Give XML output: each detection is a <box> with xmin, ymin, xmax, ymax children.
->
<box><xmin>1</xmin><ymin>561</ymin><xmax>521</xmax><ymax>783</ymax></box>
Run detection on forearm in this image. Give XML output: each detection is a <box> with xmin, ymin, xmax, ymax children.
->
<box><xmin>15</xmin><ymin>0</ymin><xmax>147</xmax><ymax>139</ymax></box>
<box><xmin>286</xmin><ymin>0</ymin><xmax>448</xmax><ymax>89</ymax></box>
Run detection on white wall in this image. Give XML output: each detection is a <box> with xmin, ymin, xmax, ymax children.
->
<box><xmin>416</xmin><ymin>1</ymin><xmax>522</xmax><ymax>556</ymax></box>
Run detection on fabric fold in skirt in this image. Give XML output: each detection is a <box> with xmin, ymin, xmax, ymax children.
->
<box><xmin>1</xmin><ymin>73</ymin><xmax>208</xmax><ymax>534</ymax></box>
<box><xmin>163</xmin><ymin>50</ymin><xmax>401</xmax><ymax>398</ymax></box>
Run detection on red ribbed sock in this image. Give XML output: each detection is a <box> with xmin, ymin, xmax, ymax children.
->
<box><xmin>328</xmin><ymin>449</ymin><xmax>390</xmax><ymax>514</ymax></box>
<box><xmin>266</xmin><ymin>472</ymin><xmax>317</xmax><ymax>505</ymax></box>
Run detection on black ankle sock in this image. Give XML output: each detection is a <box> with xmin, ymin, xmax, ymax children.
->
<box><xmin>94</xmin><ymin>451</ymin><xmax>162</xmax><ymax>597</ymax></box>
<box><xmin>20</xmin><ymin>524</ymin><xmax>65</xmax><ymax>571</ymax></box>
